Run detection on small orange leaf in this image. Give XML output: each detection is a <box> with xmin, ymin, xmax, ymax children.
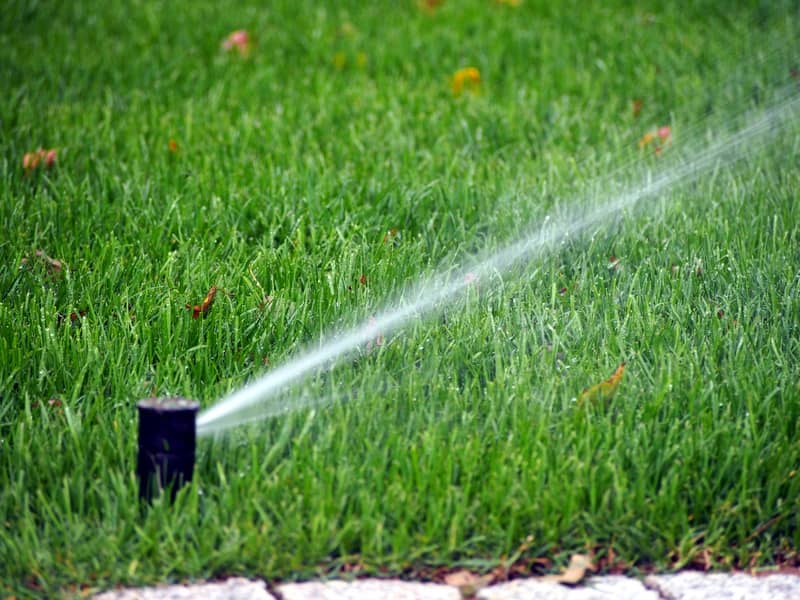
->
<box><xmin>638</xmin><ymin>131</ymin><xmax>654</xmax><ymax>149</ymax></box>
<box><xmin>579</xmin><ymin>363</ymin><xmax>625</xmax><ymax>404</ymax></box>
<box><xmin>186</xmin><ymin>286</ymin><xmax>218</xmax><ymax>319</ymax></box>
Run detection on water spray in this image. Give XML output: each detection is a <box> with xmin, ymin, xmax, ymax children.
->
<box><xmin>137</xmin><ymin>398</ymin><xmax>199</xmax><ymax>501</ymax></box>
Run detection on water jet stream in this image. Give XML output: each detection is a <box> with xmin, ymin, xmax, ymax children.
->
<box><xmin>197</xmin><ymin>90</ymin><xmax>800</xmax><ymax>437</ymax></box>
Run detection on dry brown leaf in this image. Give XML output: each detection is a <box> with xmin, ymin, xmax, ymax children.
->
<box><xmin>21</xmin><ymin>250</ymin><xmax>63</xmax><ymax>276</ymax></box>
<box><xmin>444</xmin><ymin>569</ymin><xmax>493</xmax><ymax>598</ymax></box>
<box><xmin>540</xmin><ymin>554</ymin><xmax>595</xmax><ymax>586</ymax></box>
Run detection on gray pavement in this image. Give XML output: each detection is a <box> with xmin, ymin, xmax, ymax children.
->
<box><xmin>645</xmin><ymin>573</ymin><xmax>800</xmax><ymax>599</ymax></box>
<box><xmin>93</xmin><ymin>578</ymin><xmax>273</xmax><ymax>600</ymax></box>
<box><xmin>93</xmin><ymin>572</ymin><xmax>800</xmax><ymax>600</ymax></box>
<box><xmin>477</xmin><ymin>575</ymin><xmax>658</xmax><ymax>599</ymax></box>
<box><xmin>280</xmin><ymin>579</ymin><xmax>460</xmax><ymax>600</ymax></box>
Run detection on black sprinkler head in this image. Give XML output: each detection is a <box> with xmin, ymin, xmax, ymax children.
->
<box><xmin>137</xmin><ymin>397</ymin><xmax>199</xmax><ymax>502</ymax></box>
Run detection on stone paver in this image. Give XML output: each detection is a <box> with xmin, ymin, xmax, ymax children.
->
<box><xmin>91</xmin><ymin>574</ymin><xmax>800</xmax><ymax>599</ymax></box>
<box><xmin>277</xmin><ymin>579</ymin><xmax>460</xmax><ymax>600</ymax></box>
<box><xmin>93</xmin><ymin>577</ymin><xmax>274</xmax><ymax>600</ymax></box>
<box><xmin>477</xmin><ymin>575</ymin><xmax>658</xmax><ymax>599</ymax></box>
<box><xmin>645</xmin><ymin>572</ymin><xmax>800</xmax><ymax>600</ymax></box>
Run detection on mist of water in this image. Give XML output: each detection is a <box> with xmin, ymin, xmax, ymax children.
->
<box><xmin>196</xmin><ymin>90</ymin><xmax>800</xmax><ymax>437</ymax></box>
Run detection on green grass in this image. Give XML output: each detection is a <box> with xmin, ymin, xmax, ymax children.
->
<box><xmin>2</xmin><ymin>0</ymin><xmax>800</xmax><ymax>596</ymax></box>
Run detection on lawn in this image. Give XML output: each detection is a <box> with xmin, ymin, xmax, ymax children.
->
<box><xmin>1</xmin><ymin>0</ymin><xmax>799</xmax><ymax>596</ymax></box>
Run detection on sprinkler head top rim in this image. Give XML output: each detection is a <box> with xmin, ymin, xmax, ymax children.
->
<box><xmin>138</xmin><ymin>397</ymin><xmax>199</xmax><ymax>411</ymax></box>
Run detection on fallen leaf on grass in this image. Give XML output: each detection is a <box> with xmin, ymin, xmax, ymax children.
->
<box><xmin>57</xmin><ymin>309</ymin><xmax>87</xmax><ymax>327</ymax></box>
<box><xmin>540</xmin><ymin>554</ymin><xmax>595</xmax><ymax>586</ymax></box>
<box><xmin>21</xmin><ymin>249</ymin><xmax>63</xmax><ymax>277</ymax></box>
<box><xmin>383</xmin><ymin>228</ymin><xmax>401</xmax><ymax>244</ymax></box>
<box><xmin>168</xmin><ymin>139</ymin><xmax>179</xmax><ymax>153</ymax></box>
<box><xmin>222</xmin><ymin>29</ymin><xmax>251</xmax><ymax>56</ymax></box>
<box><xmin>32</xmin><ymin>398</ymin><xmax>64</xmax><ymax>412</ymax></box>
<box><xmin>444</xmin><ymin>570</ymin><xmax>493</xmax><ymax>598</ymax></box>
<box><xmin>451</xmin><ymin>67</ymin><xmax>481</xmax><ymax>96</ymax></box>
<box><xmin>632</xmin><ymin>98</ymin><xmax>643</xmax><ymax>118</ymax></box>
<box><xmin>579</xmin><ymin>363</ymin><xmax>625</xmax><ymax>405</ymax></box>
<box><xmin>186</xmin><ymin>286</ymin><xmax>217</xmax><ymax>319</ymax></box>
<box><xmin>419</xmin><ymin>0</ymin><xmax>445</xmax><ymax>13</ymax></box>
<box><xmin>639</xmin><ymin>125</ymin><xmax>671</xmax><ymax>154</ymax></box>
<box><xmin>22</xmin><ymin>148</ymin><xmax>57</xmax><ymax>175</ymax></box>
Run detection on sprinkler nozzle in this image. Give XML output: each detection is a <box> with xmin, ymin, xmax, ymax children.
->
<box><xmin>137</xmin><ymin>397</ymin><xmax>199</xmax><ymax>502</ymax></box>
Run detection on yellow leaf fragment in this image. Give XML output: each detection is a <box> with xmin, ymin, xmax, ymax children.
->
<box><xmin>451</xmin><ymin>67</ymin><xmax>481</xmax><ymax>96</ymax></box>
<box><xmin>579</xmin><ymin>363</ymin><xmax>626</xmax><ymax>404</ymax></box>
